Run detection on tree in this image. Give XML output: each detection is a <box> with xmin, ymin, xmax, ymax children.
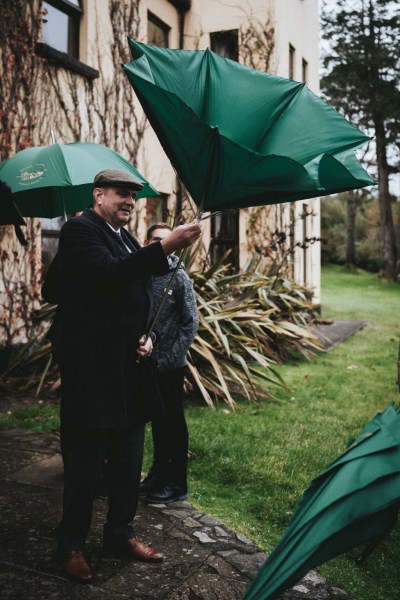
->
<box><xmin>321</xmin><ymin>0</ymin><xmax>400</xmax><ymax>280</ymax></box>
<box><xmin>346</xmin><ymin>190</ymin><xmax>357</xmax><ymax>267</ymax></box>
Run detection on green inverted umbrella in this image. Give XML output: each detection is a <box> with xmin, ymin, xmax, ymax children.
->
<box><xmin>0</xmin><ymin>141</ymin><xmax>159</xmax><ymax>218</ymax></box>
<box><xmin>123</xmin><ymin>40</ymin><xmax>374</xmax><ymax>339</ymax></box>
<box><xmin>242</xmin><ymin>404</ymin><xmax>400</xmax><ymax>600</ymax></box>
<box><xmin>123</xmin><ymin>40</ymin><xmax>374</xmax><ymax>213</ymax></box>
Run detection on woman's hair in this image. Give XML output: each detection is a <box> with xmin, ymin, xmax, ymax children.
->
<box><xmin>146</xmin><ymin>222</ymin><xmax>172</xmax><ymax>240</ymax></box>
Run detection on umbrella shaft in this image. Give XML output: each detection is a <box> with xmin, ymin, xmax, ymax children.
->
<box><xmin>143</xmin><ymin>247</ymin><xmax>187</xmax><ymax>343</ymax></box>
<box><xmin>142</xmin><ymin>204</ymin><xmax>203</xmax><ymax>345</ymax></box>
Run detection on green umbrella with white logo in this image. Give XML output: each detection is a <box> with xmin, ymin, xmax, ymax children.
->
<box><xmin>0</xmin><ymin>142</ymin><xmax>159</xmax><ymax>218</ymax></box>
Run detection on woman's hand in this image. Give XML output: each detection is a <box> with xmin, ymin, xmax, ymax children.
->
<box><xmin>137</xmin><ymin>334</ymin><xmax>153</xmax><ymax>358</ymax></box>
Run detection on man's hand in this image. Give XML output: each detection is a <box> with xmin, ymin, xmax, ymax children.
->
<box><xmin>137</xmin><ymin>334</ymin><xmax>153</xmax><ymax>358</ymax></box>
<box><xmin>160</xmin><ymin>222</ymin><xmax>201</xmax><ymax>256</ymax></box>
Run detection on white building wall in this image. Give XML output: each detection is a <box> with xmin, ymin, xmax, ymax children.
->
<box><xmin>185</xmin><ymin>0</ymin><xmax>273</xmax><ymax>49</ymax></box>
<box><xmin>273</xmin><ymin>0</ymin><xmax>319</xmax><ymax>91</ymax></box>
<box><xmin>272</xmin><ymin>0</ymin><xmax>321</xmax><ymax>302</ymax></box>
<box><xmin>132</xmin><ymin>0</ymin><xmax>321</xmax><ymax>300</ymax></box>
<box><xmin>0</xmin><ymin>0</ymin><xmax>321</xmax><ymax>348</ymax></box>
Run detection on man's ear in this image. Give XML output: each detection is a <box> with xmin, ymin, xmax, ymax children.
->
<box><xmin>93</xmin><ymin>187</ymin><xmax>103</xmax><ymax>205</ymax></box>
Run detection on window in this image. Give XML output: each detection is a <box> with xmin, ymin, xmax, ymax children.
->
<box><xmin>42</xmin><ymin>0</ymin><xmax>82</xmax><ymax>58</ymax></box>
<box><xmin>209</xmin><ymin>29</ymin><xmax>239</xmax><ymax>269</ymax></box>
<box><xmin>148</xmin><ymin>12</ymin><xmax>170</xmax><ymax>48</ymax></box>
<box><xmin>289</xmin><ymin>44</ymin><xmax>295</xmax><ymax>80</ymax></box>
<box><xmin>302</xmin><ymin>58</ymin><xmax>308</xmax><ymax>83</ymax></box>
<box><xmin>41</xmin><ymin>217</ymin><xmax>64</xmax><ymax>277</ymax></box>
<box><xmin>289</xmin><ymin>203</ymin><xmax>296</xmax><ymax>279</ymax></box>
<box><xmin>210</xmin><ymin>29</ymin><xmax>238</xmax><ymax>61</ymax></box>
<box><xmin>146</xmin><ymin>194</ymin><xmax>168</xmax><ymax>228</ymax></box>
<box><xmin>210</xmin><ymin>212</ymin><xmax>239</xmax><ymax>270</ymax></box>
<box><xmin>302</xmin><ymin>203</ymin><xmax>309</xmax><ymax>285</ymax></box>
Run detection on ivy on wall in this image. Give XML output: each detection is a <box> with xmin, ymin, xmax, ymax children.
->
<box><xmin>0</xmin><ymin>0</ymin><xmax>148</xmax><ymax>345</ymax></box>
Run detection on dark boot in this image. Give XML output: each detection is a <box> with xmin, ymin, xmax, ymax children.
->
<box><xmin>139</xmin><ymin>465</ymin><xmax>167</xmax><ymax>496</ymax></box>
<box><xmin>144</xmin><ymin>481</ymin><xmax>188</xmax><ymax>505</ymax></box>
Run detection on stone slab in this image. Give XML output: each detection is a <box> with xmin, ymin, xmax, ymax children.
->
<box><xmin>0</xmin><ymin>562</ymin><xmax>121</xmax><ymax>600</ymax></box>
<box><xmin>6</xmin><ymin>454</ymin><xmax>64</xmax><ymax>489</ymax></box>
<box><xmin>218</xmin><ymin>549</ymin><xmax>267</xmax><ymax>579</ymax></box>
<box><xmin>0</xmin><ymin>447</ymin><xmax>46</xmax><ymax>478</ymax></box>
<box><xmin>311</xmin><ymin>320</ymin><xmax>367</xmax><ymax>351</ymax></box>
<box><xmin>0</xmin><ymin>479</ymin><xmax>61</xmax><ymax>544</ymax></box>
<box><xmin>0</xmin><ymin>428</ymin><xmax>351</xmax><ymax>600</ymax></box>
<box><xmin>0</xmin><ymin>428</ymin><xmax>60</xmax><ymax>454</ymax></box>
<box><xmin>170</xmin><ymin>572</ymin><xmax>249</xmax><ymax>599</ymax></box>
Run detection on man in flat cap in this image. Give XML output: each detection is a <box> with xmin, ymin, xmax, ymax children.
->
<box><xmin>42</xmin><ymin>168</ymin><xmax>201</xmax><ymax>583</ymax></box>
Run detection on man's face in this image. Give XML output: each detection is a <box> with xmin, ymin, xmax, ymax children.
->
<box><xmin>146</xmin><ymin>228</ymin><xmax>171</xmax><ymax>245</ymax></box>
<box><xmin>93</xmin><ymin>186</ymin><xmax>137</xmax><ymax>229</ymax></box>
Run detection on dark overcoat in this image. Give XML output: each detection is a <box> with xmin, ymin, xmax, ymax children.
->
<box><xmin>42</xmin><ymin>208</ymin><xmax>169</xmax><ymax>429</ymax></box>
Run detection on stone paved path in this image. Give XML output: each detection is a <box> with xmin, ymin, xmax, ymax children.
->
<box><xmin>0</xmin><ymin>427</ymin><xmax>351</xmax><ymax>599</ymax></box>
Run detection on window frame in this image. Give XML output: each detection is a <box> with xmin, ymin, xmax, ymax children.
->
<box><xmin>289</xmin><ymin>43</ymin><xmax>295</xmax><ymax>80</ymax></box>
<box><xmin>209</xmin><ymin>29</ymin><xmax>240</xmax><ymax>269</ymax></box>
<box><xmin>210</xmin><ymin>211</ymin><xmax>240</xmax><ymax>271</ymax></box>
<box><xmin>40</xmin><ymin>216</ymin><xmax>64</xmax><ymax>277</ymax></box>
<box><xmin>38</xmin><ymin>0</ymin><xmax>98</xmax><ymax>79</ymax></box>
<box><xmin>210</xmin><ymin>29</ymin><xmax>239</xmax><ymax>61</ymax></box>
<box><xmin>302</xmin><ymin>58</ymin><xmax>308</xmax><ymax>83</ymax></box>
<box><xmin>146</xmin><ymin>194</ymin><xmax>169</xmax><ymax>228</ymax></box>
<box><xmin>147</xmin><ymin>11</ymin><xmax>170</xmax><ymax>48</ymax></box>
<box><xmin>41</xmin><ymin>0</ymin><xmax>83</xmax><ymax>59</ymax></box>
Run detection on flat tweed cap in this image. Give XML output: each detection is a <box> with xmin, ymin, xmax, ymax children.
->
<box><xmin>94</xmin><ymin>168</ymin><xmax>144</xmax><ymax>191</ymax></box>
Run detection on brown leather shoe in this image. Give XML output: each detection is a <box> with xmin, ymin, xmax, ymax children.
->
<box><xmin>59</xmin><ymin>550</ymin><xmax>93</xmax><ymax>583</ymax></box>
<box><xmin>126</xmin><ymin>538</ymin><xmax>163</xmax><ymax>562</ymax></box>
<box><xmin>104</xmin><ymin>537</ymin><xmax>163</xmax><ymax>562</ymax></box>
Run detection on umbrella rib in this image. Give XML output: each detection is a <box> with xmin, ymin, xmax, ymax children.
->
<box><xmin>252</xmin><ymin>81</ymin><xmax>306</xmax><ymax>154</ymax></box>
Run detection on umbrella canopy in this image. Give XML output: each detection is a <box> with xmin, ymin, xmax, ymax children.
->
<box><xmin>0</xmin><ymin>142</ymin><xmax>159</xmax><ymax>218</ymax></box>
<box><xmin>123</xmin><ymin>40</ymin><xmax>374</xmax><ymax>212</ymax></box>
<box><xmin>242</xmin><ymin>404</ymin><xmax>400</xmax><ymax>600</ymax></box>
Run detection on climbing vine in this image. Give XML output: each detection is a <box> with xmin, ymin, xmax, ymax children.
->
<box><xmin>0</xmin><ymin>0</ymin><xmax>148</xmax><ymax>346</ymax></box>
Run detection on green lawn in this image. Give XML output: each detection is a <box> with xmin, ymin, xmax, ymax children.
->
<box><xmin>1</xmin><ymin>265</ymin><xmax>399</xmax><ymax>599</ymax></box>
<box><xmin>179</xmin><ymin>265</ymin><xmax>399</xmax><ymax>600</ymax></box>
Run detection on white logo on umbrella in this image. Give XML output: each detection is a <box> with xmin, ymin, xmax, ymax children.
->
<box><xmin>17</xmin><ymin>164</ymin><xmax>47</xmax><ymax>186</ymax></box>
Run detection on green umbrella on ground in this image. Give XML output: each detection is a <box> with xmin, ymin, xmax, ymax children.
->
<box><xmin>123</xmin><ymin>40</ymin><xmax>374</xmax><ymax>213</ymax></box>
<box><xmin>242</xmin><ymin>404</ymin><xmax>400</xmax><ymax>600</ymax></box>
<box><xmin>0</xmin><ymin>142</ymin><xmax>159</xmax><ymax>219</ymax></box>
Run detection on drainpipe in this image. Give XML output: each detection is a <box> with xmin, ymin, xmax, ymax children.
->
<box><xmin>166</xmin><ymin>0</ymin><xmax>191</xmax><ymax>48</ymax></box>
<box><xmin>178</xmin><ymin>3</ymin><xmax>188</xmax><ymax>49</ymax></box>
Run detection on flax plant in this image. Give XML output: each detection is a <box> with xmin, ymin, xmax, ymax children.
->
<box><xmin>0</xmin><ymin>255</ymin><xmax>320</xmax><ymax>403</ymax></box>
<box><xmin>186</xmin><ymin>255</ymin><xmax>321</xmax><ymax>407</ymax></box>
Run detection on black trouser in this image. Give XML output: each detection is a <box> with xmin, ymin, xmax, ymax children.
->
<box><xmin>56</xmin><ymin>423</ymin><xmax>145</xmax><ymax>551</ymax></box>
<box><xmin>151</xmin><ymin>367</ymin><xmax>188</xmax><ymax>486</ymax></box>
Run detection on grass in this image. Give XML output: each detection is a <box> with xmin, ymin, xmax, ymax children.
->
<box><xmin>181</xmin><ymin>265</ymin><xmax>400</xmax><ymax>600</ymax></box>
<box><xmin>1</xmin><ymin>264</ymin><xmax>399</xmax><ymax>599</ymax></box>
<box><xmin>0</xmin><ymin>397</ymin><xmax>60</xmax><ymax>433</ymax></box>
